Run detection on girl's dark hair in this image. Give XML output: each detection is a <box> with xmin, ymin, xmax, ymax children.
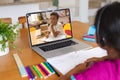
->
<box><xmin>94</xmin><ymin>2</ymin><xmax>120</xmax><ymax>52</ymax></box>
<box><xmin>50</xmin><ymin>12</ymin><xmax>59</xmax><ymax>19</ymax></box>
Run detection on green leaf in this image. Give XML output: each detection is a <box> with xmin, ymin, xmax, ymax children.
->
<box><xmin>0</xmin><ymin>19</ymin><xmax>19</xmax><ymax>51</ymax></box>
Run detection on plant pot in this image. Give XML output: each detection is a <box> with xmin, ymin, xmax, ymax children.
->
<box><xmin>0</xmin><ymin>42</ymin><xmax>9</xmax><ymax>56</ymax></box>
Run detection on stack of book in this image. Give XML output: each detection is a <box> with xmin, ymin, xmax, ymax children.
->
<box><xmin>83</xmin><ymin>25</ymin><xmax>96</xmax><ymax>42</ymax></box>
<box><xmin>83</xmin><ymin>34</ymin><xmax>95</xmax><ymax>42</ymax></box>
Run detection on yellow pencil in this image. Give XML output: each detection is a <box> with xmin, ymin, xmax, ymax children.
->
<box><xmin>41</xmin><ymin>63</ymin><xmax>53</xmax><ymax>75</ymax></box>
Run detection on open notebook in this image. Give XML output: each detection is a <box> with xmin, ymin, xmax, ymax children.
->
<box><xmin>47</xmin><ymin>47</ymin><xmax>107</xmax><ymax>75</ymax></box>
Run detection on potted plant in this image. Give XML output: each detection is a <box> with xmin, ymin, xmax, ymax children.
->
<box><xmin>0</xmin><ymin>19</ymin><xmax>19</xmax><ymax>56</ymax></box>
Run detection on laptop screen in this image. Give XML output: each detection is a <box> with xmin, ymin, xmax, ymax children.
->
<box><xmin>26</xmin><ymin>8</ymin><xmax>73</xmax><ymax>46</ymax></box>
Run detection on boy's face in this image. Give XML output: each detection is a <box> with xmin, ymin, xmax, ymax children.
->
<box><xmin>50</xmin><ymin>15</ymin><xmax>58</xmax><ymax>25</ymax></box>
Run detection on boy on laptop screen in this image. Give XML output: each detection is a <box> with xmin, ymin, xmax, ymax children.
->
<box><xmin>27</xmin><ymin>9</ymin><xmax>71</xmax><ymax>45</ymax></box>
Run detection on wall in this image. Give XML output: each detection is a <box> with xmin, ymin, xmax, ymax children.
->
<box><xmin>0</xmin><ymin>1</ymin><xmax>53</xmax><ymax>29</ymax></box>
<box><xmin>0</xmin><ymin>3</ymin><xmax>40</xmax><ymax>24</ymax></box>
<box><xmin>111</xmin><ymin>0</ymin><xmax>120</xmax><ymax>2</ymax></box>
<box><xmin>0</xmin><ymin>0</ymin><xmax>14</xmax><ymax>4</ymax></box>
<box><xmin>59</xmin><ymin>0</ymin><xmax>89</xmax><ymax>23</ymax></box>
<box><xmin>59</xmin><ymin>0</ymin><xmax>77</xmax><ymax>18</ymax></box>
<box><xmin>0</xmin><ymin>0</ymin><xmax>89</xmax><ymax>24</ymax></box>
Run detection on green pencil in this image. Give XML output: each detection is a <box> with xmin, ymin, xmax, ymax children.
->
<box><xmin>32</xmin><ymin>65</ymin><xmax>43</xmax><ymax>78</ymax></box>
<box><xmin>41</xmin><ymin>63</ymin><xmax>52</xmax><ymax>74</ymax></box>
<box><xmin>43</xmin><ymin>62</ymin><xmax>54</xmax><ymax>73</ymax></box>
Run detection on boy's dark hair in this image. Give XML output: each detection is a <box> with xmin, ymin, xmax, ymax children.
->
<box><xmin>94</xmin><ymin>2</ymin><xmax>120</xmax><ymax>52</ymax></box>
<box><xmin>50</xmin><ymin>12</ymin><xmax>59</xmax><ymax>19</ymax></box>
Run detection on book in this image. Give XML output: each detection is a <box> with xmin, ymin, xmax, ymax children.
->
<box><xmin>83</xmin><ymin>25</ymin><xmax>96</xmax><ymax>42</ymax></box>
<box><xmin>47</xmin><ymin>47</ymin><xmax>107</xmax><ymax>75</ymax></box>
<box><xmin>83</xmin><ymin>37</ymin><xmax>95</xmax><ymax>42</ymax></box>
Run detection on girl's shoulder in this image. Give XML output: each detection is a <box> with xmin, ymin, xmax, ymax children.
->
<box><xmin>95</xmin><ymin>59</ymin><xmax>120</xmax><ymax>66</ymax></box>
<box><xmin>73</xmin><ymin>59</ymin><xmax>120</xmax><ymax>80</ymax></box>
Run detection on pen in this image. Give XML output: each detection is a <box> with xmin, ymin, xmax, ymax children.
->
<box><xmin>45</xmin><ymin>62</ymin><xmax>60</xmax><ymax>77</ymax></box>
<box><xmin>43</xmin><ymin>62</ymin><xmax>55</xmax><ymax>73</ymax></box>
<box><xmin>32</xmin><ymin>65</ymin><xmax>43</xmax><ymax>78</ymax></box>
<box><xmin>38</xmin><ymin>64</ymin><xmax>50</xmax><ymax>76</ymax></box>
<box><xmin>41</xmin><ymin>63</ymin><xmax>52</xmax><ymax>75</ymax></box>
<box><xmin>36</xmin><ymin>65</ymin><xmax>47</xmax><ymax>79</ymax></box>
<box><xmin>25</xmin><ymin>69</ymin><xmax>31</xmax><ymax>80</ymax></box>
<box><xmin>25</xmin><ymin>67</ymin><xmax>33</xmax><ymax>80</ymax></box>
<box><xmin>29</xmin><ymin>66</ymin><xmax>37</xmax><ymax>79</ymax></box>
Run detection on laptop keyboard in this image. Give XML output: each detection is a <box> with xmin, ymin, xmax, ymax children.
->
<box><xmin>39</xmin><ymin>40</ymin><xmax>77</xmax><ymax>52</ymax></box>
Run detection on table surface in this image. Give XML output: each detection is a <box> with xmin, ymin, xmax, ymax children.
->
<box><xmin>0</xmin><ymin>21</ymin><xmax>97</xmax><ymax>80</ymax></box>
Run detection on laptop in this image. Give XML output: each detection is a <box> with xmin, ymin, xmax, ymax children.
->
<box><xmin>26</xmin><ymin>8</ymin><xmax>92</xmax><ymax>59</ymax></box>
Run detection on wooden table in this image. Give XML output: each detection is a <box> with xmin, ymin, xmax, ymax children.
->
<box><xmin>0</xmin><ymin>21</ymin><xmax>97</xmax><ymax>80</ymax></box>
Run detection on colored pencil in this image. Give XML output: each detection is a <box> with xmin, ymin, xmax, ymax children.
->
<box><xmin>41</xmin><ymin>63</ymin><xmax>52</xmax><ymax>75</ymax></box>
<box><xmin>38</xmin><ymin>64</ymin><xmax>50</xmax><ymax>76</ymax></box>
<box><xmin>45</xmin><ymin>62</ymin><xmax>60</xmax><ymax>77</ymax></box>
<box><xmin>36</xmin><ymin>65</ymin><xmax>47</xmax><ymax>79</ymax></box>
<box><xmin>29</xmin><ymin>66</ymin><xmax>37</xmax><ymax>79</ymax></box>
<box><xmin>44</xmin><ymin>62</ymin><xmax>55</xmax><ymax>73</ymax></box>
<box><xmin>25</xmin><ymin>66</ymin><xmax>34</xmax><ymax>80</ymax></box>
<box><xmin>32</xmin><ymin>65</ymin><xmax>43</xmax><ymax>78</ymax></box>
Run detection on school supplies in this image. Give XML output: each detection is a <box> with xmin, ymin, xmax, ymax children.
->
<box><xmin>47</xmin><ymin>47</ymin><xmax>107</xmax><ymax>75</ymax></box>
<box><xmin>44</xmin><ymin>62</ymin><xmax>60</xmax><ymax>76</ymax></box>
<box><xmin>83</xmin><ymin>25</ymin><xmax>96</xmax><ymax>42</ymax></box>
<box><xmin>25</xmin><ymin>61</ymin><xmax>58</xmax><ymax>79</ymax></box>
<box><xmin>32</xmin><ymin>65</ymin><xmax>43</xmax><ymax>78</ymax></box>
<box><xmin>29</xmin><ymin>66</ymin><xmax>37</xmax><ymax>79</ymax></box>
<box><xmin>38</xmin><ymin>64</ymin><xmax>50</xmax><ymax>76</ymax></box>
<box><xmin>13</xmin><ymin>53</ymin><xmax>27</xmax><ymax>77</ymax></box>
<box><xmin>36</xmin><ymin>65</ymin><xmax>46</xmax><ymax>78</ymax></box>
<box><xmin>25</xmin><ymin>66</ymin><xmax>35</xmax><ymax>80</ymax></box>
<box><xmin>83</xmin><ymin>36</ymin><xmax>95</xmax><ymax>42</ymax></box>
<box><xmin>44</xmin><ymin>62</ymin><xmax>55</xmax><ymax>74</ymax></box>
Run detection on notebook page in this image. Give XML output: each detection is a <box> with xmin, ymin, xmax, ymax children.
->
<box><xmin>47</xmin><ymin>47</ymin><xmax>107</xmax><ymax>75</ymax></box>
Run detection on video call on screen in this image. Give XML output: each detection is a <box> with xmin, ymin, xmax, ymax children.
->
<box><xmin>27</xmin><ymin>9</ymin><xmax>72</xmax><ymax>46</ymax></box>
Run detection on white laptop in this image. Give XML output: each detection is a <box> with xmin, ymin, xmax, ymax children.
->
<box><xmin>26</xmin><ymin>8</ymin><xmax>92</xmax><ymax>59</ymax></box>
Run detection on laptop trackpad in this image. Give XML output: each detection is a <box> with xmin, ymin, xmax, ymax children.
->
<box><xmin>58</xmin><ymin>46</ymin><xmax>76</xmax><ymax>53</ymax></box>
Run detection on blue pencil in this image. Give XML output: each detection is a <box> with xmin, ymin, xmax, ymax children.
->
<box><xmin>44</xmin><ymin>62</ymin><xmax>55</xmax><ymax>73</ymax></box>
<box><xmin>44</xmin><ymin>62</ymin><xmax>60</xmax><ymax>76</ymax></box>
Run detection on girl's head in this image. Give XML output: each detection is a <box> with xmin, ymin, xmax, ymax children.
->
<box><xmin>94</xmin><ymin>2</ymin><xmax>120</xmax><ymax>53</ymax></box>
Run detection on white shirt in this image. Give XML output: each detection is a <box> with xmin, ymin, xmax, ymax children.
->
<box><xmin>48</xmin><ymin>22</ymin><xmax>65</xmax><ymax>37</ymax></box>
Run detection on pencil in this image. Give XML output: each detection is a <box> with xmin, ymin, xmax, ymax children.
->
<box><xmin>44</xmin><ymin>62</ymin><xmax>55</xmax><ymax>73</ymax></box>
<box><xmin>41</xmin><ymin>62</ymin><xmax>52</xmax><ymax>75</ymax></box>
<box><xmin>36</xmin><ymin>65</ymin><xmax>47</xmax><ymax>79</ymax></box>
<box><xmin>38</xmin><ymin>64</ymin><xmax>50</xmax><ymax>76</ymax></box>
<box><xmin>25</xmin><ymin>67</ymin><xmax>33</xmax><ymax>80</ymax></box>
<box><xmin>26</xmin><ymin>66</ymin><xmax>35</xmax><ymax>80</ymax></box>
<box><xmin>45</xmin><ymin>62</ymin><xmax>60</xmax><ymax>77</ymax></box>
<box><xmin>29</xmin><ymin>66</ymin><xmax>37</xmax><ymax>79</ymax></box>
<box><xmin>32</xmin><ymin>65</ymin><xmax>43</xmax><ymax>78</ymax></box>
